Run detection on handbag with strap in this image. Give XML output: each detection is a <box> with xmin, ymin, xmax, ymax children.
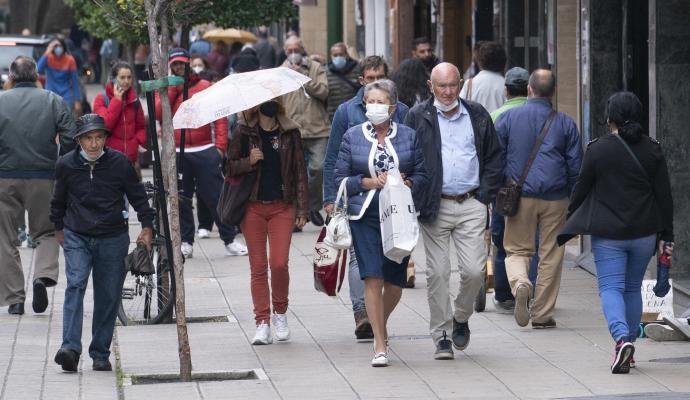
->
<box><xmin>217</xmin><ymin>134</ymin><xmax>257</xmax><ymax>226</ymax></box>
<box><xmin>495</xmin><ymin>109</ymin><xmax>557</xmax><ymax>217</ymax></box>
<box><xmin>324</xmin><ymin>178</ymin><xmax>352</xmax><ymax>250</ymax></box>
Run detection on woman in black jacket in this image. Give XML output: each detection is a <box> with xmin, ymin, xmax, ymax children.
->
<box><xmin>559</xmin><ymin>92</ymin><xmax>674</xmax><ymax>374</ymax></box>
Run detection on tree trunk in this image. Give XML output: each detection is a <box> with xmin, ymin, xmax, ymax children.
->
<box><xmin>143</xmin><ymin>0</ymin><xmax>193</xmax><ymax>382</ymax></box>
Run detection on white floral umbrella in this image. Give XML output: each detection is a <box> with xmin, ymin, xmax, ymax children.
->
<box><xmin>172</xmin><ymin>67</ymin><xmax>311</xmax><ymax>130</ymax></box>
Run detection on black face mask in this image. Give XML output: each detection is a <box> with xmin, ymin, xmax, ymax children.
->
<box><xmin>259</xmin><ymin>101</ymin><xmax>279</xmax><ymax>118</ymax></box>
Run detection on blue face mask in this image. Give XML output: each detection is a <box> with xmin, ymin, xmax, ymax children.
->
<box><xmin>332</xmin><ymin>56</ymin><xmax>346</xmax><ymax>70</ymax></box>
<box><xmin>53</xmin><ymin>46</ymin><xmax>64</xmax><ymax>56</ymax></box>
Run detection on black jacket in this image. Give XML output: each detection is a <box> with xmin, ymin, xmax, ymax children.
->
<box><xmin>404</xmin><ymin>97</ymin><xmax>504</xmax><ymax>223</ymax></box>
<box><xmin>50</xmin><ymin>148</ymin><xmax>155</xmax><ymax>237</ymax></box>
<box><xmin>558</xmin><ymin>134</ymin><xmax>673</xmax><ymax>245</ymax></box>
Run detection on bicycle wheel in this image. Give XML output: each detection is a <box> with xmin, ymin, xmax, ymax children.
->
<box><xmin>118</xmin><ymin>240</ymin><xmax>175</xmax><ymax>325</ymax></box>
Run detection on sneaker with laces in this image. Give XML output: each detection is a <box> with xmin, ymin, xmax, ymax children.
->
<box><xmin>181</xmin><ymin>242</ymin><xmax>193</xmax><ymax>258</ymax></box>
<box><xmin>273</xmin><ymin>313</ymin><xmax>290</xmax><ymax>341</ymax></box>
<box><xmin>514</xmin><ymin>283</ymin><xmax>531</xmax><ymax>327</ymax></box>
<box><xmin>197</xmin><ymin>228</ymin><xmax>211</xmax><ymax>239</ymax></box>
<box><xmin>611</xmin><ymin>339</ymin><xmax>634</xmax><ymax>374</ymax></box>
<box><xmin>371</xmin><ymin>352</ymin><xmax>388</xmax><ymax>367</ymax></box>
<box><xmin>434</xmin><ymin>331</ymin><xmax>454</xmax><ymax>360</ymax></box>
<box><xmin>225</xmin><ymin>241</ymin><xmax>248</xmax><ymax>256</ymax></box>
<box><xmin>252</xmin><ymin>322</ymin><xmax>273</xmax><ymax>345</ymax></box>
<box><xmin>452</xmin><ymin>319</ymin><xmax>470</xmax><ymax>350</ymax></box>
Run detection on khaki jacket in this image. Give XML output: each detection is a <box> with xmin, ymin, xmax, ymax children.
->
<box><xmin>225</xmin><ymin>113</ymin><xmax>309</xmax><ymax>218</ymax></box>
<box><xmin>280</xmin><ymin>58</ymin><xmax>330</xmax><ymax>139</ymax></box>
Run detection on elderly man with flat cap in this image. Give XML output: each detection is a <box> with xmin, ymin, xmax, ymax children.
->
<box><xmin>50</xmin><ymin>114</ymin><xmax>154</xmax><ymax>373</ymax></box>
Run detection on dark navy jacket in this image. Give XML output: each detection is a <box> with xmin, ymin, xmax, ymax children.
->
<box><xmin>404</xmin><ymin>97</ymin><xmax>503</xmax><ymax>223</ymax></box>
<box><xmin>495</xmin><ymin>98</ymin><xmax>583</xmax><ymax>200</ymax></box>
<box><xmin>334</xmin><ymin>122</ymin><xmax>427</xmax><ymax>219</ymax></box>
<box><xmin>50</xmin><ymin>148</ymin><xmax>154</xmax><ymax>237</ymax></box>
<box><xmin>323</xmin><ymin>87</ymin><xmax>410</xmax><ymax>206</ymax></box>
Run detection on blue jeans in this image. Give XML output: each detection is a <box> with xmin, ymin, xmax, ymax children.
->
<box><xmin>62</xmin><ymin>228</ymin><xmax>129</xmax><ymax>360</ymax></box>
<box><xmin>592</xmin><ymin>234</ymin><xmax>656</xmax><ymax>342</ymax></box>
<box><xmin>491</xmin><ymin>211</ymin><xmax>538</xmax><ymax>302</ymax></box>
<box><xmin>348</xmin><ymin>247</ymin><xmax>365</xmax><ymax>313</ymax></box>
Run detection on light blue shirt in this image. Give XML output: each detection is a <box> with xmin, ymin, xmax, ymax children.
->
<box><xmin>437</xmin><ymin>103</ymin><xmax>480</xmax><ymax>195</ymax></box>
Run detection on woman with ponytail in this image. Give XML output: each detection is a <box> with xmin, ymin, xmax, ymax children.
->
<box><xmin>558</xmin><ymin>91</ymin><xmax>674</xmax><ymax>374</ymax></box>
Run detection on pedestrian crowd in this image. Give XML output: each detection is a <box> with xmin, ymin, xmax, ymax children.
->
<box><xmin>0</xmin><ymin>31</ymin><xmax>675</xmax><ymax>378</ymax></box>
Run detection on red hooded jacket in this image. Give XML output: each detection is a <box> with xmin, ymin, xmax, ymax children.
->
<box><xmin>93</xmin><ymin>82</ymin><xmax>146</xmax><ymax>162</ymax></box>
<box><xmin>154</xmin><ymin>77</ymin><xmax>228</xmax><ymax>152</ymax></box>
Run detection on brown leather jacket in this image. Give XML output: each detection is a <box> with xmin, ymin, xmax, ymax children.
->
<box><xmin>225</xmin><ymin>113</ymin><xmax>309</xmax><ymax>218</ymax></box>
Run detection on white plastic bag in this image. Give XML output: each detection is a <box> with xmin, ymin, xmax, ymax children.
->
<box><xmin>324</xmin><ymin>179</ymin><xmax>352</xmax><ymax>250</ymax></box>
<box><xmin>379</xmin><ymin>168</ymin><xmax>419</xmax><ymax>263</ymax></box>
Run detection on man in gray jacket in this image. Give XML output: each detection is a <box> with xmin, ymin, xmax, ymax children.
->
<box><xmin>0</xmin><ymin>56</ymin><xmax>76</xmax><ymax>315</ymax></box>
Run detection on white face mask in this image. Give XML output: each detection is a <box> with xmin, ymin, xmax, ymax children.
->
<box><xmin>79</xmin><ymin>146</ymin><xmax>105</xmax><ymax>162</ymax></box>
<box><xmin>433</xmin><ymin>96</ymin><xmax>459</xmax><ymax>113</ymax></box>
<box><xmin>192</xmin><ymin>66</ymin><xmax>204</xmax><ymax>74</ymax></box>
<box><xmin>365</xmin><ymin>103</ymin><xmax>391</xmax><ymax>125</ymax></box>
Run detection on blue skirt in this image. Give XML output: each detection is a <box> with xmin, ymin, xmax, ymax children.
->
<box><xmin>349</xmin><ymin>192</ymin><xmax>409</xmax><ymax>288</ymax></box>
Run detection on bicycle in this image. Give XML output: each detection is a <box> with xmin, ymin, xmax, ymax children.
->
<box><xmin>117</xmin><ymin>182</ymin><xmax>176</xmax><ymax>325</ymax></box>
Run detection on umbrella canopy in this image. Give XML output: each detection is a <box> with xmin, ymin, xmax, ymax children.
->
<box><xmin>172</xmin><ymin>67</ymin><xmax>311</xmax><ymax>130</ymax></box>
<box><xmin>203</xmin><ymin>28</ymin><xmax>257</xmax><ymax>44</ymax></box>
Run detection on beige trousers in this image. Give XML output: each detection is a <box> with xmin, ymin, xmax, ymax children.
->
<box><xmin>421</xmin><ymin>198</ymin><xmax>487</xmax><ymax>343</ymax></box>
<box><xmin>504</xmin><ymin>197</ymin><xmax>568</xmax><ymax>323</ymax></box>
<box><xmin>0</xmin><ymin>179</ymin><xmax>59</xmax><ymax>306</ymax></box>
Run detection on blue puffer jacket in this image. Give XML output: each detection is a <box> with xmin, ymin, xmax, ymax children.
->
<box><xmin>334</xmin><ymin>122</ymin><xmax>427</xmax><ymax>219</ymax></box>
<box><xmin>323</xmin><ymin>87</ymin><xmax>409</xmax><ymax>207</ymax></box>
<box><xmin>495</xmin><ymin>98</ymin><xmax>583</xmax><ymax>200</ymax></box>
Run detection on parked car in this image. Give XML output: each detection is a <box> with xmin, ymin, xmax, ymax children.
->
<box><xmin>0</xmin><ymin>35</ymin><xmax>51</xmax><ymax>87</ymax></box>
<box><xmin>0</xmin><ymin>34</ymin><xmax>92</xmax><ymax>114</ymax></box>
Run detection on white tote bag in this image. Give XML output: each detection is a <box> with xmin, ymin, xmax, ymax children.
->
<box><xmin>379</xmin><ymin>168</ymin><xmax>419</xmax><ymax>263</ymax></box>
<box><xmin>324</xmin><ymin>179</ymin><xmax>352</xmax><ymax>250</ymax></box>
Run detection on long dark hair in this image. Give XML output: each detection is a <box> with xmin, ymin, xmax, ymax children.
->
<box><xmin>605</xmin><ymin>91</ymin><xmax>645</xmax><ymax>143</ymax></box>
<box><xmin>391</xmin><ymin>58</ymin><xmax>431</xmax><ymax>108</ymax></box>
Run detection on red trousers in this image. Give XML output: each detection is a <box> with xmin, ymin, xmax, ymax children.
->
<box><xmin>241</xmin><ymin>201</ymin><xmax>295</xmax><ymax>325</ymax></box>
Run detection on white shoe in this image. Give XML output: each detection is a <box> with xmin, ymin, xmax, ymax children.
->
<box><xmin>181</xmin><ymin>242</ymin><xmax>193</xmax><ymax>258</ymax></box>
<box><xmin>225</xmin><ymin>241</ymin><xmax>248</xmax><ymax>256</ymax></box>
<box><xmin>252</xmin><ymin>322</ymin><xmax>273</xmax><ymax>345</ymax></box>
<box><xmin>371</xmin><ymin>352</ymin><xmax>388</xmax><ymax>367</ymax></box>
<box><xmin>273</xmin><ymin>313</ymin><xmax>290</xmax><ymax>341</ymax></box>
<box><xmin>197</xmin><ymin>229</ymin><xmax>211</xmax><ymax>239</ymax></box>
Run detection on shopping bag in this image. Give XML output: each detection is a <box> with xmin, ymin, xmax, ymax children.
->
<box><xmin>324</xmin><ymin>179</ymin><xmax>351</xmax><ymax>249</ymax></box>
<box><xmin>379</xmin><ymin>168</ymin><xmax>419</xmax><ymax>263</ymax></box>
<box><xmin>313</xmin><ymin>226</ymin><xmax>348</xmax><ymax>297</ymax></box>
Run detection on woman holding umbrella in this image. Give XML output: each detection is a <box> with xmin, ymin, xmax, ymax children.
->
<box><xmin>225</xmin><ymin>97</ymin><xmax>308</xmax><ymax>345</ymax></box>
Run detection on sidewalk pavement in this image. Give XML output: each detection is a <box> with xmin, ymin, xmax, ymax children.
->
<box><xmin>2</xmin><ymin>188</ymin><xmax>690</xmax><ymax>399</ymax></box>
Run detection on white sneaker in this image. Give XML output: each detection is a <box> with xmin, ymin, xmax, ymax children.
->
<box><xmin>181</xmin><ymin>242</ymin><xmax>193</xmax><ymax>258</ymax></box>
<box><xmin>197</xmin><ymin>228</ymin><xmax>211</xmax><ymax>239</ymax></box>
<box><xmin>225</xmin><ymin>241</ymin><xmax>248</xmax><ymax>256</ymax></box>
<box><xmin>371</xmin><ymin>352</ymin><xmax>388</xmax><ymax>367</ymax></box>
<box><xmin>273</xmin><ymin>313</ymin><xmax>290</xmax><ymax>341</ymax></box>
<box><xmin>252</xmin><ymin>322</ymin><xmax>272</xmax><ymax>345</ymax></box>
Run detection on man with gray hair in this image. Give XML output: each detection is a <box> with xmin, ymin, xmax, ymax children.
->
<box><xmin>280</xmin><ymin>36</ymin><xmax>330</xmax><ymax>228</ymax></box>
<box><xmin>0</xmin><ymin>56</ymin><xmax>76</xmax><ymax>315</ymax></box>
<box><xmin>405</xmin><ymin>62</ymin><xmax>503</xmax><ymax>360</ymax></box>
